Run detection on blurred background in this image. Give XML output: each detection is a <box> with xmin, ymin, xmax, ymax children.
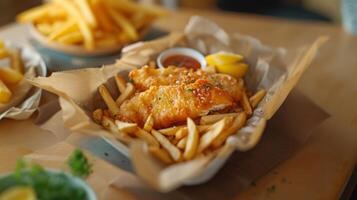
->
<box><xmin>0</xmin><ymin>0</ymin><xmax>341</xmax><ymax>27</ymax></box>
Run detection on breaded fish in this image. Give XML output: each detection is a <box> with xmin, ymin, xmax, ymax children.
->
<box><xmin>129</xmin><ymin>66</ymin><xmax>244</xmax><ymax>101</ymax></box>
<box><xmin>117</xmin><ymin>79</ymin><xmax>234</xmax><ymax>129</ymax></box>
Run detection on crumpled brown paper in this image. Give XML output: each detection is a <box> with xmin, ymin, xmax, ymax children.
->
<box><xmin>29</xmin><ymin>16</ymin><xmax>327</xmax><ymax>192</ymax></box>
<box><xmin>0</xmin><ymin>43</ymin><xmax>47</xmax><ymax>120</ymax></box>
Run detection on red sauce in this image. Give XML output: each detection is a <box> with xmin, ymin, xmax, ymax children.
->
<box><xmin>162</xmin><ymin>55</ymin><xmax>201</xmax><ymax>69</ymax></box>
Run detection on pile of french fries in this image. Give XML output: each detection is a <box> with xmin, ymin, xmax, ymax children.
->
<box><xmin>0</xmin><ymin>40</ymin><xmax>25</xmax><ymax>104</ymax></box>
<box><xmin>17</xmin><ymin>0</ymin><xmax>167</xmax><ymax>50</ymax></box>
<box><xmin>92</xmin><ymin>64</ymin><xmax>266</xmax><ymax>164</ymax></box>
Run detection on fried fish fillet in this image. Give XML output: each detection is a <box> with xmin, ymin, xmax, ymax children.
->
<box><xmin>117</xmin><ymin>79</ymin><xmax>234</xmax><ymax>129</ymax></box>
<box><xmin>129</xmin><ymin>66</ymin><xmax>244</xmax><ymax>101</ymax></box>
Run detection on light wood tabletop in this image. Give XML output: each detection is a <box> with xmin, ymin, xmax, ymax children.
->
<box><xmin>1</xmin><ymin>9</ymin><xmax>356</xmax><ymax>200</ymax></box>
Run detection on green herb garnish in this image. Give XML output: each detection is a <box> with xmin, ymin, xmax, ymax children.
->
<box><xmin>67</xmin><ymin>149</ymin><xmax>92</xmax><ymax>179</ymax></box>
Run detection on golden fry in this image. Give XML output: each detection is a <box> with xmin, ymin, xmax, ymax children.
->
<box><xmin>135</xmin><ymin>128</ymin><xmax>159</xmax><ymax>147</ymax></box>
<box><xmin>74</xmin><ymin>0</ymin><xmax>97</xmax><ymax>28</ymax></box>
<box><xmin>54</xmin><ymin>0</ymin><xmax>94</xmax><ymax>50</ymax></box>
<box><xmin>101</xmin><ymin>116</ymin><xmax>132</xmax><ymax>144</ymax></box>
<box><xmin>98</xmin><ymin>84</ymin><xmax>120</xmax><ymax>115</ymax></box>
<box><xmin>149</xmin><ymin>146</ymin><xmax>173</xmax><ymax>164</ymax></box>
<box><xmin>90</xmin><ymin>0</ymin><xmax>118</xmax><ymax>32</ymax></box>
<box><xmin>48</xmin><ymin>19</ymin><xmax>78</xmax><ymax>41</ymax></box>
<box><xmin>183</xmin><ymin>118</ymin><xmax>199</xmax><ymax>160</ymax></box>
<box><xmin>152</xmin><ymin>130</ymin><xmax>181</xmax><ymax>161</ymax></box>
<box><xmin>143</xmin><ymin>114</ymin><xmax>154</xmax><ymax>132</ymax></box>
<box><xmin>197</xmin><ymin>117</ymin><xmax>229</xmax><ymax>153</ymax></box>
<box><xmin>36</xmin><ymin>23</ymin><xmax>53</xmax><ymax>36</ymax></box>
<box><xmin>16</xmin><ymin>4</ymin><xmax>52</xmax><ymax>23</ymax></box>
<box><xmin>116</xmin><ymin>82</ymin><xmax>135</xmax><ymax>105</ymax></box>
<box><xmin>175</xmin><ymin>128</ymin><xmax>188</xmax><ymax>140</ymax></box>
<box><xmin>9</xmin><ymin>49</ymin><xmax>25</xmax><ymax>74</ymax></box>
<box><xmin>115</xmin><ymin>120</ymin><xmax>137</xmax><ymax>133</ymax></box>
<box><xmin>107</xmin><ymin>6</ymin><xmax>138</xmax><ymax>40</ymax></box>
<box><xmin>177</xmin><ymin>137</ymin><xmax>187</xmax><ymax>150</ymax></box>
<box><xmin>115</xmin><ymin>74</ymin><xmax>126</xmax><ymax>94</ymax></box>
<box><xmin>0</xmin><ymin>79</ymin><xmax>12</xmax><ymax>104</ymax></box>
<box><xmin>249</xmin><ymin>89</ymin><xmax>266</xmax><ymax>108</ymax></box>
<box><xmin>212</xmin><ymin>113</ymin><xmax>247</xmax><ymax>148</ymax></box>
<box><xmin>0</xmin><ymin>67</ymin><xmax>23</xmax><ymax>84</ymax></box>
<box><xmin>158</xmin><ymin>126</ymin><xmax>184</xmax><ymax>136</ymax></box>
<box><xmin>200</xmin><ymin>113</ymin><xmax>239</xmax><ymax>125</ymax></box>
<box><xmin>241</xmin><ymin>90</ymin><xmax>252</xmax><ymax>115</ymax></box>
<box><xmin>57</xmin><ymin>32</ymin><xmax>83</xmax><ymax>44</ymax></box>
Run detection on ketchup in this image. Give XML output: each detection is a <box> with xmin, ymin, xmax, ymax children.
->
<box><xmin>162</xmin><ymin>55</ymin><xmax>201</xmax><ymax>69</ymax></box>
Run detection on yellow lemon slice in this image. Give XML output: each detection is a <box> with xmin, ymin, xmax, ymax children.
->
<box><xmin>216</xmin><ymin>63</ymin><xmax>248</xmax><ymax>79</ymax></box>
<box><xmin>205</xmin><ymin>52</ymin><xmax>243</xmax><ymax>66</ymax></box>
<box><xmin>0</xmin><ymin>186</ymin><xmax>36</xmax><ymax>200</ymax></box>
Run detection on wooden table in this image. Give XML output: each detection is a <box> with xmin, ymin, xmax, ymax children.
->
<box><xmin>1</xmin><ymin>9</ymin><xmax>357</xmax><ymax>199</ymax></box>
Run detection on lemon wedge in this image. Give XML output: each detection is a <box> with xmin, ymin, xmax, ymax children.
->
<box><xmin>205</xmin><ymin>52</ymin><xmax>243</xmax><ymax>66</ymax></box>
<box><xmin>216</xmin><ymin>63</ymin><xmax>248</xmax><ymax>79</ymax></box>
<box><xmin>0</xmin><ymin>186</ymin><xmax>36</xmax><ymax>200</ymax></box>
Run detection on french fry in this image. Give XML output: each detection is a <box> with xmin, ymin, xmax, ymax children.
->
<box><xmin>92</xmin><ymin>108</ymin><xmax>103</xmax><ymax>123</ymax></box>
<box><xmin>115</xmin><ymin>120</ymin><xmax>137</xmax><ymax>133</ymax></box>
<box><xmin>104</xmin><ymin>0</ymin><xmax>168</xmax><ymax>17</ymax></box>
<box><xmin>197</xmin><ymin>117</ymin><xmax>229</xmax><ymax>153</ymax></box>
<box><xmin>74</xmin><ymin>0</ymin><xmax>97</xmax><ymax>28</ymax></box>
<box><xmin>36</xmin><ymin>23</ymin><xmax>53</xmax><ymax>36</ymax></box>
<box><xmin>101</xmin><ymin>116</ymin><xmax>132</xmax><ymax>144</ymax></box>
<box><xmin>158</xmin><ymin>126</ymin><xmax>184</xmax><ymax>136</ymax></box>
<box><xmin>143</xmin><ymin>114</ymin><xmax>154</xmax><ymax>132</ymax></box>
<box><xmin>57</xmin><ymin>32</ymin><xmax>83</xmax><ymax>44</ymax></box>
<box><xmin>54</xmin><ymin>0</ymin><xmax>94</xmax><ymax>50</ymax></box>
<box><xmin>98</xmin><ymin>84</ymin><xmax>120</xmax><ymax>115</ymax></box>
<box><xmin>116</xmin><ymin>82</ymin><xmax>135</xmax><ymax>105</ymax></box>
<box><xmin>200</xmin><ymin>113</ymin><xmax>239</xmax><ymax>125</ymax></box>
<box><xmin>90</xmin><ymin>0</ymin><xmax>118</xmax><ymax>32</ymax></box>
<box><xmin>135</xmin><ymin>128</ymin><xmax>159</xmax><ymax>147</ymax></box>
<box><xmin>148</xmin><ymin>146</ymin><xmax>173</xmax><ymax>164</ymax></box>
<box><xmin>106</xmin><ymin>6</ymin><xmax>138</xmax><ymax>41</ymax></box>
<box><xmin>9</xmin><ymin>49</ymin><xmax>24</xmax><ymax>74</ymax></box>
<box><xmin>16</xmin><ymin>4</ymin><xmax>52</xmax><ymax>23</ymax></box>
<box><xmin>241</xmin><ymin>90</ymin><xmax>252</xmax><ymax>115</ymax></box>
<box><xmin>212</xmin><ymin>113</ymin><xmax>247</xmax><ymax>148</ymax></box>
<box><xmin>0</xmin><ymin>67</ymin><xmax>23</xmax><ymax>84</ymax></box>
<box><xmin>0</xmin><ymin>79</ymin><xmax>12</xmax><ymax>103</ymax></box>
<box><xmin>0</xmin><ymin>49</ymin><xmax>8</xmax><ymax>59</ymax></box>
<box><xmin>177</xmin><ymin>137</ymin><xmax>187</xmax><ymax>150</ymax></box>
<box><xmin>114</xmin><ymin>74</ymin><xmax>126</xmax><ymax>94</ymax></box>
<box><xmin>95</xmin><ymin>35</ymin><xmax>118</xmax><ymax>48</ymax></box>
<box><xmin>175</xmin><ymin>128</ymin><xmax>188</xmax><ymax>140</ymax></box>
<box><xmin>183</xmin><ymin>118</ymin><xmax>199</xmax><ymax>160</ymax></box>
<box><xmin>48</xmin><ymin>19</ymin><xmax>78</xmax><ymax>41</ymax></box>
<box><xmin>249</xmin><ymin>89</ymin><xmax>266</xmax><ymax>108</ymax></box>
<box><xmin>152</xmin><ymin>130</ymin><xmax>181</xmax><ymax>161</ymax></box>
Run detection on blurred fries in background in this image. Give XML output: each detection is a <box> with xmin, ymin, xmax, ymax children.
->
<box><xmin>17</xmin><ymin>0</ymin><xmax>168</xmax><ymax>50</ymax></box>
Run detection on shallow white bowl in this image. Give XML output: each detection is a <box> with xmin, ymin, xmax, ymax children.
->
<box><xmin>156</xmin><ymin>47</ymin><xmax>207</xmax><ymax>69</ymax></box>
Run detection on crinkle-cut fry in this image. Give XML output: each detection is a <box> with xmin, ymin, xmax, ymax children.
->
<box><xmin>241</xmin><ymin>90</ymin><xmax>252</xmax><ymax>115</ymax></box>
<box><xmin>48</xmin><ymin>19</ymin><xmax>78</xmax><ymax>41</ymax></box>
<box><xmin>200</xmin><ymin>113</ymin><xmax>239</xmax><ymax>125</ymax></box>
<box><xmin>104</xmin><ymin>0</ymin><xmax>168</xmax><ymax>17</ymax></box>
<box><xmin>249</xmin><ymin>89</ymin><xmax>266</xmax><ymax>108</ymax></box>
<box><xmin>74</xmin><ymin>0</ymin><xmax>97</xmax><ymax>28</ymax></box>
<box><xmin>177</xmin><ymin>137</ymin><xmax>187</xmax><ymax>150</ymax></box>
<box><xmin>183</xmin><ymin>118</ymin><xmax>199</xmax><ymax>160</ymax></box>
<box><xmin>143</xmin><ymin>114</ymin><xmax>154</xmax><ymax>132</ymax></box>
<box><xmin>148</xmin><ymin>146</ymin><xmax>173</xmax><ymax>164</ymax></box>
<box><xmin>98</xmin><ymin>84</ymin><xmax>120</xmax><ymax>115</ymax></box>
<box><xmin>175</xmin><ymin>128</ymin><xmax>188</xmax><ymax>140</ymax></box>
<box><xmin>106</xmin><ymin>6</ymin><xmax>138</xmax><ymax>40</ymax></box>
<box><xmin>115</xmin><ymin>120</ymin><xmax>137</xmax><ymax>133</ymax></box>
<box><xmin>135</xmin><ymin>128</ymin><xmax>159</xmax><ymax>147</ymax></box>
<box><xmin>16</xmin><ymin>4</ymin><xmax>52</xmax><ymax>23</ymax></box>
<box><xmin>57</xmin><ymin>32</ymin><xmax>84</xmax><ymax>44</ymax></box>
<box><xmin>92</xmin><ymin>108</ymin><xmax>103</xmax><ymax>123</ymax></box>
<box><xmin>101</xmin><ymin>116</ymin><xmax>132</xmax><ymax>144</ymax></box>
<box><xmin>212</xmin><ymin>112</ymin><xmax>247</xmax><ymax>148</ymax></box>
<box><xmin>0</xmin><ymin>79</ymin><xmax>12</xmax><ymax>103</ymax></box>
<box><xmin>114</xmin><ymin>74</ymin><xmax>127</xmax><ymax>94</ymax></box>
<box><xmin>116</xmin><ymin>82</ymin><xmax>135</xmax><ymax>105</ymax></box>
<box><xmin>197</xmin><ymin>117</ymin><xmax>231</xmax><ymax>153</ymax></box>
<box><xmin>152</xmin><ymin>130</ymin><xmax>181</xmax><ymax>161</ymax></box>
<box><xmin>54</xmin><ymin>0</ymin><xmax>94</xmax><ymax>50</ymax></box>
<box><xmin>9</xmin><ymin>49</ymin><xmax>24</xmax><ymax>74</ymax></box>
<box><xmin>90</xmin><ymin>0</ymin><xmax>118</xmax><ymax>32</ymax></box>
<box><xmin>0</xmin><ymin>67</ymin><xmax>23</xmax><ymax>84</ymax></box>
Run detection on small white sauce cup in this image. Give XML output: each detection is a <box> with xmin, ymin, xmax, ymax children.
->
<box><xmin>156</xmin><ymin>47</ymin><xmax>207</xmax><ymax>69</ymax></box>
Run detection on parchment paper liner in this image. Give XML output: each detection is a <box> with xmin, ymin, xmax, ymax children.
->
<box><xmin>29</xmin><ymin>16</ymin><xmax>327</xmax><ymax>192</ymax></box>
<box><xmin>0</xmin><ymin>42</ymin><xmax>47</xmax><ymax>120</ymax></box>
